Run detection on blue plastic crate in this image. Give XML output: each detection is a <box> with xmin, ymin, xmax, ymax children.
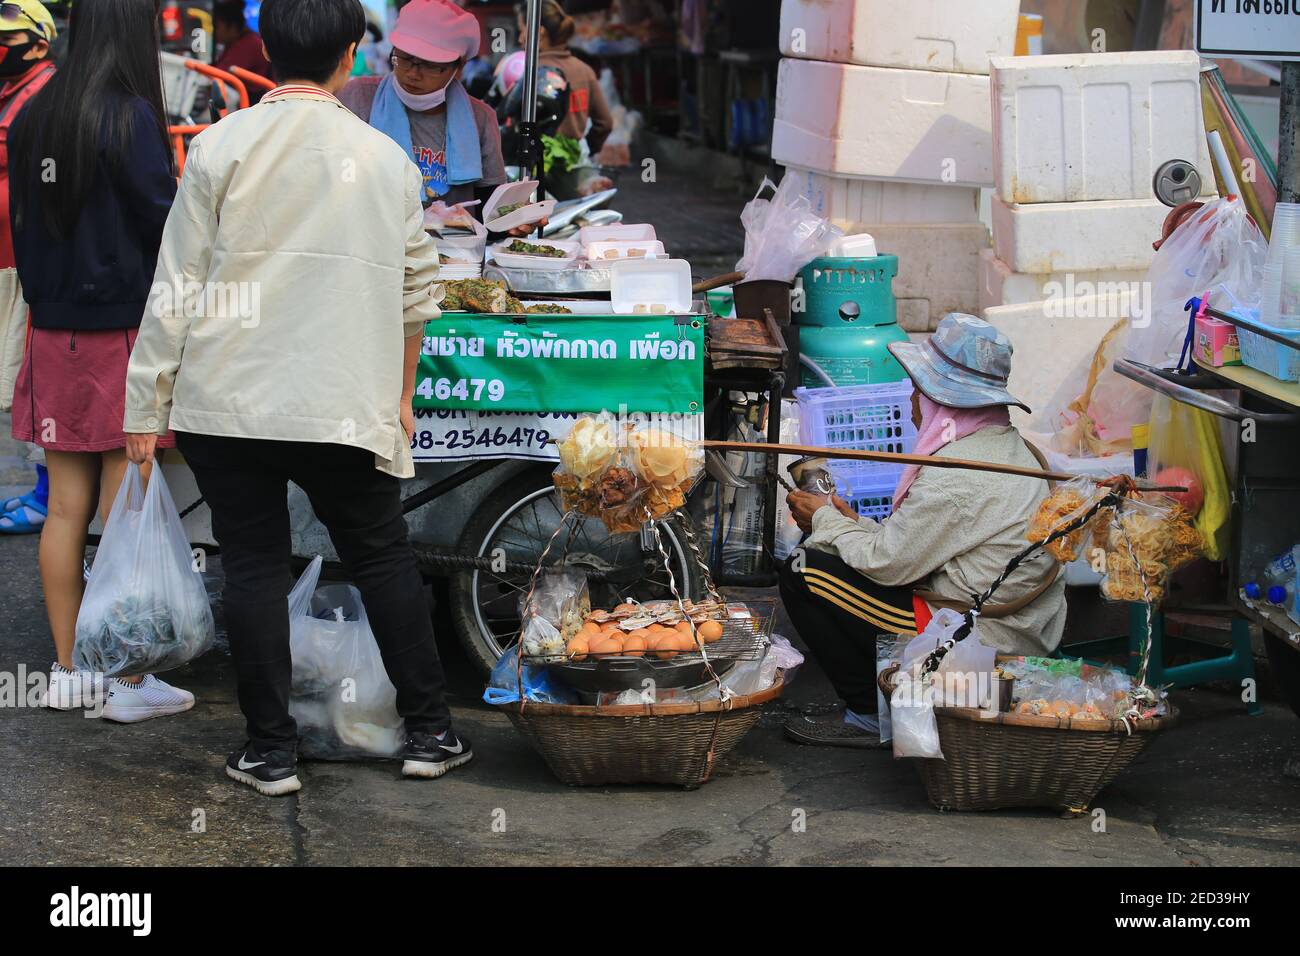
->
<box><xmin>795</xmin><ymin>380</ymin><xmax>916</xmax><ymax>509</ymax></box>
<box><xmin>840</xmin><ymin>475</ymin><xmax>899</xmax><ymax>521</ymax></box>
<box><xmin>1238</xmin><ymin>311</ymin><xmax>1300</xmax><ymax>383</ymax></box>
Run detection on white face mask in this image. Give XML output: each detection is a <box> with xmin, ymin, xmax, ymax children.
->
<box><xmin>394</xmin><ymin>72</ymin><xmax>457</xmax><ymax>111</ymax></box>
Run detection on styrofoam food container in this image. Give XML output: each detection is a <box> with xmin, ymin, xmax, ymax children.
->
<box><xmin>577</xmin><ymin>223</ymin><xmax>657</xmax><ymax>245</ymax></box>
<box><xmin>586</xmin><ymin>239</ymin><xmax>667</xmax><ymax>262</ymax></box>
<box><xmin>829</xmin><ymin>233</ymin><xmax>877</xmax><ymax>258</ymax></box>
<box><xmin>489</xmin><ymin>238</ymin><xmax>581</xmax><ymax>272</ymax></box>
<box><xmin>990</xmin><ymin>51</ymin><xmax>1211</xmax><ymax>203</ymax></box>
<box><xmin>772</xmin><ymin>59</ymin><xmax>993</xmax><ymax>187</ymax></box>
<box><xmin>610</xmin><ymin>258</ymin><xmax>693</xmax><ymax>314</ymax></box>
<box><xmin>483</xmin><ymin>179</ymin><xmax>556</xmax><ymax>233</ymax></box>
<box><xmin>778</xmin><ymin>0</ymin><xmax>1018</xmax><ymax>74</ymax></box>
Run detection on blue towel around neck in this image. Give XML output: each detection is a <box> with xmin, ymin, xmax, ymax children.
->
<box><xmin>368</xmin><ymin>74</ymin><xmax>483</xmax><ymax>192</ymax></box>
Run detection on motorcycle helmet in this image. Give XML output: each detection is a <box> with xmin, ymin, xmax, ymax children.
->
<box><xmin>494</xmin><ymin>63</ymin><xmax>570</xmax><ymax>136</ymax></box>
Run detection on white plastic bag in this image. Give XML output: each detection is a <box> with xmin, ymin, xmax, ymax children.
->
<box><xmin>767</xmin><ymin>633</ymin><xmax>805</xmax><ymax>684</ymax></box>
<box><xmin>288</xmin><ymin>557</ymin><xmax>403</xmax><ymax>759</ymax></box>
<box><xmin>74</xmin><ymin>463</ymin><xmax>214</xmax><ymax>676</ymax></box>
<box><xmin>900</xmin><ymin>608</ymin><xmax>996</xmax><ymax>708</ymax></box>
<box><xmin>736</xmin><ymin>174</ymin><xmax>842</xmax><ymax>283</ymax></box>
<box><xmin>889</xmin><ymin>673</ymin><xmax>943</xmax><ymax>759</ymax></box>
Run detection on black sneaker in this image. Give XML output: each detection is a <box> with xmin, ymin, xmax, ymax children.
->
<box><xmin>401</xmin><ymin>728</ymin><xmax>473</xmax><ymax>779</ymax></box>
<box><xmin>225</xmin><ymin>744</ymin><xmax>302</xmax><ymax>796</ymax></box>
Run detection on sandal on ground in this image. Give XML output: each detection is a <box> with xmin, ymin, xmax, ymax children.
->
<box><xmin>0</xmin><ymin>500</ymin><xmax>47</xmax><ymax>534</ymax></box>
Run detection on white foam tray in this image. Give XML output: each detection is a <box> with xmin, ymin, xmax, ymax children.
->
<box><xmin>778</xmin><ymin>0</ymin><xmax>1019</xmax><ymax>74</ymax></box>
<box><xmin>991</xmin><ymin>195</ymin><xmax>1168</xmax><ymax>274</ymax></box>
<box><xmin>990</xmin><ymin>50</ymin><xmax>1213</xmax><ymax>203</ymax></box>
<box><xmin>772</xmin><ymin>58</ymin><xmax>993</xmax><ymax>187</ymax></box>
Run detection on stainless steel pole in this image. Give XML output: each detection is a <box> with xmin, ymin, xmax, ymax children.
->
<box><xmin>522</xmin><ymin>0</ymin><xmax>540</xmax><ymax>126</ymax></box>
<box><xmin>1279</xmin><ymin>61</ymin><xmax>1300</xmax><ymax>204</ymax></box>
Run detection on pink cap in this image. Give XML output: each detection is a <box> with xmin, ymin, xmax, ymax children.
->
<box><xmin>390</xmin><ymin>0</ymin><xmax>482</xmax><ymax>65</ymax></box>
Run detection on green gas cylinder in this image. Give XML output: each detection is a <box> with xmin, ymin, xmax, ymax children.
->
<box><xmin>795</xmin><ymin>255</ymin><xmax>908</xmax><ymax>387</ymax></box>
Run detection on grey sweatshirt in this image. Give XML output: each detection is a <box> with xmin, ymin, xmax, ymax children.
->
<box><xmin>803</xmin><ymin>425</ymin><xmax>1067</xmax><ymax>655</ymax></box>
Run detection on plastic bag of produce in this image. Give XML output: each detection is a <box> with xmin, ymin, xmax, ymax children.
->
<box><xmin>517</xmin><ymin>569</ymin><xmax>590</xmax><ymax>660</ymax></box>
<box><xmin>287</xmin><ymin>557</ymin><xmax>403</xmax><ymax>759</ymax></box>
<box><xmin>1145</xmin><ymin>394</ymin><xmax>1229</xmax><ymax>560</ymax></box>
<box><xmin>74</xmin><ymin>463</ymin><xmax>214</xmax><ymax>677</ymax></box>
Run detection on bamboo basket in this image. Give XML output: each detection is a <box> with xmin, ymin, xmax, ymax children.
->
<box><xmin>879</xmin><ymin>665</ymin><xmax>1177</xmax><ymax>812</ymax></box>
<box><xmin>501</xmin><ymin>677</ymin><xmax>783</xmax><ymax>788</ymax></box>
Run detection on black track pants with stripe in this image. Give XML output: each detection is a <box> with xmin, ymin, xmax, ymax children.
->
<box><xmin>779</xmin><ymin>548</ymin><xmax>916</xmax><ymax>714</ymax></box>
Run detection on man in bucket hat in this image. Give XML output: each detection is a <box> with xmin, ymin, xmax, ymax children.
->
<box><xmin>780</xmin><ymin>314</ymin><xmax>1066</xmax><ymax>748</ymax></box>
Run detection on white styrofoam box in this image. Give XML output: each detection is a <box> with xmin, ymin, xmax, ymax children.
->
<box><xmin>983</xmin><ymin>298</ymin><xmax>1137</xmax><ymax>428</ymax></box>
<box><xmin>773</xmin><ymin>59</ymin><xmax>994</xmax><ymax>187</ymax></box>
<box><xmin>786</xmin><ymin>165</ymin><xmax>982</xmax><ymax>228</ymax></box>
<box><xmin>990</xmin><ymin>194</ymin><xmax>1166</xmax><ymax>274</ymax></box>
<box><xmin>978</xmin><ymin>248</ymin><xmax>1147</xmax><ymax>311</ymax></box>
<box><xmin>989</xmin><ymin>51</ymin><xmax>1212</xmax><ymax>204</ymax></box>
<box><xmin>777</xmin><ymin>0</ymin><xmax>1019</xmax><ymax>75</ymax></box>
<box><xmin>868</xmin><ymin>222</ymin><xmax>989</xmax><ymax>332</ymax></box>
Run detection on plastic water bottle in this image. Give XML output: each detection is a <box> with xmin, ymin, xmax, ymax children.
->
<box><xmin>1262</xmin><ymin>545</ymin><xmax>1300</xmax><ymax>586</ymax></box>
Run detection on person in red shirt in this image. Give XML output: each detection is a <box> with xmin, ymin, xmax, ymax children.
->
<box><xmin>212</xmin><ymin>0</ymin><xmax>272</xmax><ymax>100</ymax></box>
<box><xmin>0</xmin><ymin>0</ymin><xmax>58</xmax><ymax>535</ymax></box>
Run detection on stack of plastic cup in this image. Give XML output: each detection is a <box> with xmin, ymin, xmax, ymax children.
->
<box><xmin>1262</xmin><ymin>202</ymin><xmax>1300</xmax><ymax>328</ymax></box>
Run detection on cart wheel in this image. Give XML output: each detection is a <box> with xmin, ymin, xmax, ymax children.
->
<box><xmin>1265</xmin><ymin>635</ymin><xmax>1300</xmax><ymax>721</ymax></box>
<box><xmin>447</xmin><ymin>467</ymin><xmax>706</xmax><ymax>676</ymax></box>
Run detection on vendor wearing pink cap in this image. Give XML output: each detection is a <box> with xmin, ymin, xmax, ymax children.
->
<box><xmin>341</xmin><ymin>0</ymin><xmax>532</xmax><ymax>234</ymax></box>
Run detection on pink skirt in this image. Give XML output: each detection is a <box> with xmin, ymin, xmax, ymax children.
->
<box><xmin>10</xmin><ymin>326</ymin><xmax>176</xmax><ymax>453</ymax></box>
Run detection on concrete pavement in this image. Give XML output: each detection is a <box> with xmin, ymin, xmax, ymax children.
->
<box><xmin>2</xmin><ymin>525</ymin><xmax>1299</xmax><ymax>866</ymax></box>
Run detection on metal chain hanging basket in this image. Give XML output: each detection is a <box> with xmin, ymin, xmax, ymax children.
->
<box><xmin>494</xmin><ymin>508</ymin><xmax>784</xmax><ymax>788</ymax></box>
<box><xmin>882</xmin><ymin>479</ymin><xmax>1182</xmax><ymax>812</ymax></box>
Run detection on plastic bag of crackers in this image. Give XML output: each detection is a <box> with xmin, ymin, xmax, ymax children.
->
<box><xmin>1096</xmin><ymin>495</ymin><xmax>1202</xmax><ymax>604</ymax></box>
<box><xmin>553</xmin><ymin>414</ymin><xmax>703</xmax><ymax>533</ymax></box>
<box><xmin>1025</xmin><ymin>477</ymin><xmax>1101</xmax><ymax>562</ymax></box>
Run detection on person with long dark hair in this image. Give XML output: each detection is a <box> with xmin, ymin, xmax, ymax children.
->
<box><xmin>8</xmin><ymin>0</ymin><xmax>194</xmax><ymax>721</ymax></box>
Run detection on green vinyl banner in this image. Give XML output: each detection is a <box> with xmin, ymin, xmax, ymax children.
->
<box><xmin>414</xmin><ymin>314</ymin><xmax>705</xmax><ymax>414</ymax></box>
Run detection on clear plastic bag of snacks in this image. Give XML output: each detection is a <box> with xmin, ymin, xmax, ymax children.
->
<box><xmin>1097</xmin><ymin>494</ymin><xmax>1202</xmax><ymax>604</ymax></box>
<box><xmin>519</xmin><ymin>570</ymin><xmax>591</xmax><ymax>660</ymax></box>
<box><xmin>1025</xmin><ymin>476</ymin><xmax>1101</xmax><ymax>563</ymax></box>
<box><xmin>552</xmin><ymin>413</ymin><xmax>703</xmax><ymax>533</ymax></box>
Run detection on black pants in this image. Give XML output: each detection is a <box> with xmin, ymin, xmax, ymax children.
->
<box><xmin>177</xmin><ymin>432</ymin><xmax>451</xmax><ymax>753</ymax></box>
<box><xmin>778</xmin><ymin>548</ymin><xmax>917</xmax><ymax>714</ymax></box>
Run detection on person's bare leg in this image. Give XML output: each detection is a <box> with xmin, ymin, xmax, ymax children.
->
<box><xmin>39</xmin><ymin>451</ymin><xmax>101</xmax><ymax>669</ymax></box>
<box><xmin>97</xmin><ymin>448</ymin><xmax>160</xmax><ymax>684</ymax></box>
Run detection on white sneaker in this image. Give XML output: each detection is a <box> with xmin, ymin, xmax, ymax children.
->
<box><xmin>101</xmin><ymin>675</ymin><xmax>195</xmax><ymax>723</ymax></box>
<box><xmin>41</xmin><ymin>663</ymin><xmax>105</xmax><ymax>710</ymax></box>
